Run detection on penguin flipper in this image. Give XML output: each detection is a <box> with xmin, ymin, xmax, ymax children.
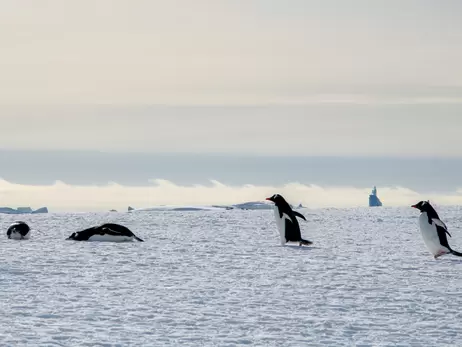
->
<box><xmin>433</xmin><ymin>219</ymin><xmax>451</xmax><ymax>237</ymax></box>
<box><xmin>103</xmin><ymin>226</ymin><xmax>144</xmax><ymax>241</ymax></box>
<box><xmin>435</xmin><ymin>225</ymin><xmax>452</xmax><ymax>250</ymax></box>
<box><xmin>293</xmin><ymin>211</ymin><xmax>306</xmax><ymax>221</ymax></box>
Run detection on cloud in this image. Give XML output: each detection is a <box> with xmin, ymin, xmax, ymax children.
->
<box><xmin>0</xmin><ymin>178</ymin><xmax>461</xmax><ymax>212</ymax></box>
<box><xmin>1</xmin><ymin>0</ymin><xmax>462</xmax><ymax>104</ymax></box>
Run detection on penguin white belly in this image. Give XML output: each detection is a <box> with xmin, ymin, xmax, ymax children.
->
<box><xmin>273</xmin><ymin>207</ymin><xmax>291</xmax><ymax>245</ymax></box>
<box><xmin>8</xmin><ymin>232</ymin><xmax>30</xmax><ymax>240</ymax></box>
<box><xmin>87</xmin><ymin>234</ymin><xmax>134</xmax><ymax>242</ymax></box>
<box><xmin>419</xmin><ymin>213</ymin><xmax>449</xmax><ymax>255</ymax></box>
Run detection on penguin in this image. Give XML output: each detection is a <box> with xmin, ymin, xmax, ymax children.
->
<box><xmin>411</xmin><ymin>200</ymin><xmax>462</xmax><ymax>259</ymax></box>
<box><xmin>266</xmin><ymin>194</ymin><xmax>312</xmax><ymax>246</ymax></box>
<box><xmin>7</xmin><ymin>221</ymin><xmax>31</xmax><ymax>240</ymax></box>
<box><xmin>66</xmin><ymin>223</ymin><xmax>144</xmax><ymax>242</ymax></box>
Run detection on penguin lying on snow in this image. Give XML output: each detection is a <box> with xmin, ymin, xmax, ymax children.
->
<box><xmin>266</xmin><ymin>194</ymin><xmax>312</xmax><ymax>246</ymax></box>
<box><xmin>412</xmin><ymin>200</ymin><xmax>462</xmax><ymax>259</ymax></box>
<box><xmin>7</xmin><ymin>221</ymin><xmax>31</xmax><ymax>240</ymax></box>
<box><xmin>67</xmin><ymin>223</ymin><xmax>144</xmax><ymax>242</ymax></box>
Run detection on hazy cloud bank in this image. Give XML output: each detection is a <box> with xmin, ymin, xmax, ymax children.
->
<box><xmin>0</xmin><ymin>179</ymin><xmax>461</xmax><ymax>212</ymax></box>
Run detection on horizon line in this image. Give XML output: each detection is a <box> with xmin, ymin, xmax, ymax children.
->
<box><xmin>1</xmin><ymin>148</ymin><xmax>462</xmax><ymax>159</ymax></box>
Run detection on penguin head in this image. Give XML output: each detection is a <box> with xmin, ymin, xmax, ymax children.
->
<box><xmin>66</xmin><ymin>232</ymin><xmax>77</xmax><ymax>240</ymax></box>
<box><xmin>266</xmin><ymin>194</ymin><xmax>288</xmax><ymax>206</ymax></box>
<box><xmin>411</xmin><ymin>200</ymin><xmax>432</xmax><ymax>212</ymax></box>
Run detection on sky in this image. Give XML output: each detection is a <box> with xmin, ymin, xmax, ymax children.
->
<box><xmin>1</xmin><ymin>0</ymin><xmax>462</xmax><ymax>105</ymax></box>
<box><xmin>1</xmin><ymin>105</ymin><xmax>462</xmax><ymax>156</ymax></box>
<box><xmin>0</xmin><ymin>1</ymin><xmax>462</xmax><ymax>210</ymax></box>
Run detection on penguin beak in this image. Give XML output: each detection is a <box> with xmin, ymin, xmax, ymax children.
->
<box><xmin>265</xmin><ymin>197</ymin><xmax>272</xmax><ymax>201</ymax></box>
<box><xmin>411</xmin><ymin>204</ymin><xmax>417</xmax><ymax>208</ymax></box>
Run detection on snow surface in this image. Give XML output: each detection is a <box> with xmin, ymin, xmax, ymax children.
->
<box><xmin>1</xmin><ymin>206</ymin><xmax>462</xmax><ymax>346</ymax></box>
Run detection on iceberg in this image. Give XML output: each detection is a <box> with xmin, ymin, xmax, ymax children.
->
<box><xmin>127</xmin><ymin>201</ymin><xmax>305</xmax><ymax>212</ymax></box>
<box><xmin>369</xmin><ymin>186</ymin><xmax>383</xmax><ymax>207</ymax></box>
<box><xmin>231</xmin><ymin>201</ymin><xmax>274</xmax><ymax>210</ymax></box>
<box><xmin>0</xmin><ymin>206</ymin><xmax>48</xmax><ymax>214</ymax></box>
<box><xmin>231</xmin><ymin>201</ymin><xmax>304</xmax><ymax>210</ymax></box>
<box><xmin>127</xmin><ymin>205</ymin><xmax>228</xmax><ymax>212</ymax></box>
<box><xmin>31</xmin><ymin>207</ymin><xmax>49</xmax><ymax>214</ymax></box>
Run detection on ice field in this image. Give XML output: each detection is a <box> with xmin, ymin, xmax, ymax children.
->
<box><xmin>1</xmin><ymin>206</ymin><xmax>462</xmax><ymax>346</ymax></box>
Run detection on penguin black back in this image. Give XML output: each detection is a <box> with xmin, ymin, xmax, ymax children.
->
<box><xmin>7</xmin><ymin>221</ymin><xmax>31</xmax><ymax>240</ymax></box>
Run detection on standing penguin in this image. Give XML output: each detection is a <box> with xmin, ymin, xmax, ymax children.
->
<box><xmin>7</xmin><ymin>221</ymin><xmax>31</xmax><ymax>240</ymax></box>
<box><xmin>266</xmin><ymin>194</ymin><xmax>312</xmax><ymax>246</ymax></box>
<box><xmin>412</xmin><ymin>200</ymin><xmax>462</xmax><ymax>259</ymax></box>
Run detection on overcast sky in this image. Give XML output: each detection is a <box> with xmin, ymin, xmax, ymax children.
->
<box><xmin>1</xmin><ymin>1</ymin><xmax>462</xmax><ymax>210</ymax></box>
<box><xmin>0</xmin><ymin>105</ymin><xmax>461</xmax><ymax>156</ymax></box>
<box><xmin>1</xmin><ymin>1</ymin><xmax>461</xmax><ymax>157</ymax></box>
<box><xmin>1</xmin><ymin>0</ymin><xmax>462</xmax><ymax>105</ymax></box>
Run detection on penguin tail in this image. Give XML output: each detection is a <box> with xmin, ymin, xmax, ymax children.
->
<box><xmin>450</xmin><ymin>250</ymin><xmax>462</xmax><ymax>257</ymax></box>
<box><xmin>299</xmin><ymin>239</ymin><xmax>313</xmax><ymax>246</ymax></box>
<box><xmin>134</xmin><ymin>235</ymin><xmax>144</xmax><ymax>242</ymax></box>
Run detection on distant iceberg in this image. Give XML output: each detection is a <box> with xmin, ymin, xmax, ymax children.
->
<box><xmin>369</xmin><ymin>186</ymin><xmax>382</xmax><ymax>207</ymax></box>
<box><xmin>127</xmin><ymin>200</ymin><xmax>305</xmax><ymax>212</ymax></box>
<box><xmin>128</xmin><ymin>205</ymin><xmax>228</xmax><ymax>212</ymax></box>
<box><xmin>231</xmin><ymin>201</ymin><xmax>274</xmax><ymax>210</ymax></box>
<box><xmin>0</xmin><ymin>206</ymin><xmax>48</xmax><ymax>214</ymax></box>
<box><xmin>230</xmin><ymin>201</ymin><xmax>304</xmax><ymax>210</ymax></box>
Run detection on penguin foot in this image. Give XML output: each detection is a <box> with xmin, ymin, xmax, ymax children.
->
<box><xmin>434</xmin><ymin>250</ymin><xmax>448</xmax><ymax>259</ymax></box>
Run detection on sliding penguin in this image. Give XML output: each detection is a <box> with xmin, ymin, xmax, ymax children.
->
<box><xmin>7</xmin><ymin>221</ymin><xmax>31</xmax><ymax>240</ymax></box>
<box><xmin>266</xmin><ymin>194</ymin><xmax>312</xmax><ymax>246</ymax></box>
<box><xmin>66</xmin><ymin>223</ymin><xmax>144</xmax><ymax>242</ymax></box>
<box><xmin>412</xmin><ymin>200</ymin><xmax>462</xmax><ymax>259</ymax></box>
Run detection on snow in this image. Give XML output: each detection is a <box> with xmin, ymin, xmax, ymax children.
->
<box><xmin>1</xmin><ymin>206</ymin><xmax>462</xmax><ymax>346</ymax></box>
